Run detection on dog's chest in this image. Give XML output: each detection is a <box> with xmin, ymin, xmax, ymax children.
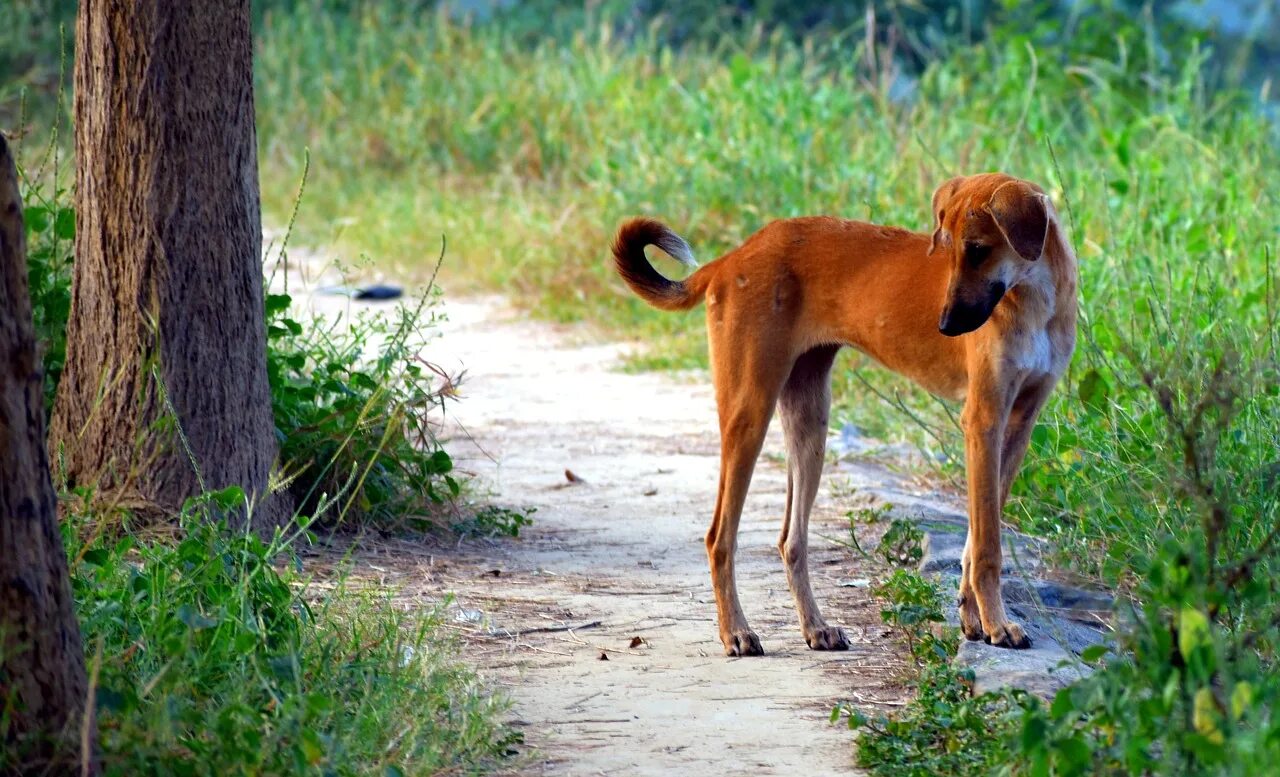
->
<box><xmin>1010</xmin><ymin>328</ymin><xmax>1054</xmax><ymax>375</ymax></box>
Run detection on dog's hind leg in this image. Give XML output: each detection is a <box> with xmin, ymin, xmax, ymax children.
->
<box><xmin>706</xmin><ymin>345</ymin><xmax>792</xmax><ymax>656</ymax></box>
<box><xmin>777</xmin><ymin>345</ymin><xmax>849</xmax><ymax>650</ymax></box>
<box><xmin>707</xmin><ymin>391</ymin><xmax>782</xmax><ymax>655</ymax></box>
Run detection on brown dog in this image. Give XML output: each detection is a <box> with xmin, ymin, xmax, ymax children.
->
<box><xmin>611</xmin><ymin>173</ymin><xmax>1077</xmax><ymax>655</ymax></box>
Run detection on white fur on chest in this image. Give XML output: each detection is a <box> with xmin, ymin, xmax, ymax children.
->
<box><xmin>1011</xmin><ymin>329</ymin><xmax>1054</xmax><ymax>375</ymax></box>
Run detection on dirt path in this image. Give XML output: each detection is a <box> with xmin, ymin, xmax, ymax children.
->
<box><xmin>368</xmin><ymin>296</ymin><xmax>910</xmax><ymax>776</ymax></box>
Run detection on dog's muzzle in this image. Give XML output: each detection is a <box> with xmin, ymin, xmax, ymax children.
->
<box><xmin>939</xmin><ymin>281</ymin><xmax>1007</xmax><ymax>337</ymax></box>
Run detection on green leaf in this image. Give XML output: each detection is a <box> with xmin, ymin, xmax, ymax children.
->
<box><xmin>350</xmin><ymin>372</ymin><xmax>378</xmax><ymax>391</ymax></box>
<box><xmin>306</xmin><ymin>692</ymin><xmax>335</xmax><ymax>716</ymax></box>
<box><xmin>299</xmin><ymin>727</ymin><xmax>326</xmax><ymax>765</ymax></box>
<box><xmin>729</xmin><ymin>52</ymin><xmax>752</xmax><ymax>86</ymax></box>
<box><xmin>24</xmin><ymin>205</ymin><xmax>50</xmax><ymax>233</ymax></box>
<box><xmin>53</xmin><ymin>207</ymin><xmax>75</xmax><ymax>240</ymax></box>
<box><xmin>82</xmin><ymin>547</ymin><xmax>111</xmax><ymax>567</ymax></box>
<box><xmin>208</xmin><ymin>485</ymin><xmax>247</xmax><ymax>510</ymax></box>
<box><xmin>1080</xmin><ymin>644</ymin><xmax>1109</xmax><ymax>664</ymax></box>
<box><xmin>1178</xmin><ymin>606</ymin><xmax>1211</xmax><ymax>657</ymax></box>
<box><xmin>1055</xmin><ymin>736</ymin><xmax>1092</xmax><ymax>773</ymax></box>
<box><xmin>1049</xmin><ymin>688</ymin><xmax>1076</xmax><ymax>718</ymax></box>
<box><xmin>1231</xmin><ymin>681</ymin><xmax>1254</xmax><ymax>721</ymax></box>
<box><xmin>1021</xmin><ymin>714</ymin><xmax>1047</xmax><ymax>752</ymax></box>
<box><xmin>428</xmin><ymin>448</ymin><xmax>453</xmax><ymax>474</ymax></box>
<box><xmin>266</xmin><ymin>293</ymin><xmax>293</xmax><ymax>316</ymax></box>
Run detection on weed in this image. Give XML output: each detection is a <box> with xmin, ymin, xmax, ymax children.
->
<box><xmin>265</xmin><ymin>278</ymin><xmax>463</xmax><ymax>531</ymax></box>
<box><xmin>876</xmin><ymin>519</ymin><xmax>925</xmax><ymax>568</ymax></box>
<box><xmin>835</xmin><ymin>569</ymin><xmax>1016</xmax><ymax>776</ymax></box>
<box><xmin>21</xmin><ymin>183</ymin><xmax>73</xmax><ymax>411</ymax></box>
<box><xmin>462</xmin><ymin>505</ymin><xmax>536</xmax><ymax>538</ymax></box>
<box><xmin>849</xmin><ymin>502</ymin><xmax>895</xmax><ymax>526</ymax></box>
<box><xmin>874</xmin><ymin>569</ymin><xmax>951</xmax><ymax>663</ymax></box>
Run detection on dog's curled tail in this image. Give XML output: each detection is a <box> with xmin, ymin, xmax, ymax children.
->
<box><xmin>611</xmin><ymin>217</ymin><xmax>710</xmax><ymax>311</ymax></box>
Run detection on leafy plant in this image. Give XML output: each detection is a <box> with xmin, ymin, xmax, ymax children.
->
<box><xmin>22</xmin><ymin>186</ymin><xmax>73</xmax><ymax>411</ymax></box>
<box><xmin>264</xmin><ymin>277</ymin><xmax>465</xmax><ymax>531</ymax></box>
<box><xmin>877</xmin><ymin>519</ymin><xmax>925</xmax><ymax>568</ymax></box>
<box><xmin>836</xmin><ymin>569</ymin><xmax>1017</xmax><ymax>775</ymax></box>
<box><xmin>463</xmin><ymin>504</ymin><xmax>536</xmax><ymax>538</ymax></box>
<box><xmin>875</xmin><ymin>569</ymin><xmax>951</xmax><ymax>663</ymax></box>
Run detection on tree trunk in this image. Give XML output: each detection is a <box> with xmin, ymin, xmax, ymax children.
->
<box><xmin>0</xmin><ymin>135</ymin><xmax>96</xmax><ymax>774</ymax></box>
<box><xmin>51</xmin><ymin>0</ymin><xmax>288</xmax><ymax>529</ymax></box>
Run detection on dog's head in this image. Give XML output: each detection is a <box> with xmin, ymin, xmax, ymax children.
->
<box><xmin>928</xmin><ymin>173</ymin><xmax>1052</xmax><ymax>336</ymax></box>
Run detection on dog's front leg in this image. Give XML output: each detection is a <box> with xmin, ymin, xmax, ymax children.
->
<box><xmin>960</xmin><ymin>388</ymin><xmax>1031</xmax><ymax>649</ymax></box>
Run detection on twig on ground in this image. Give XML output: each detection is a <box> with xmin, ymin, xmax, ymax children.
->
<box><xmin>481</xmin><ymin>620</ymin><xmax>603</xmax><ymax>639</ymax></box>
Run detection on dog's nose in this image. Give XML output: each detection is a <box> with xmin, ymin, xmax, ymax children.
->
<box><xmin>938</xmin><ymin>310</ymin><xmax>960</xmax><ymax>336</ymax></box>
<box><xmin>939</xmin><ymin>306</ymin><xmax>980</xmax><ymax>337</ymax></box>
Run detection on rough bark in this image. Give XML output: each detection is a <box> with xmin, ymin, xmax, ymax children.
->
<box><xmin>51</xmin><ymin>0</ymin><xmax>288</xmax><ymax>529</ymax></box>
<box><xmin>0</xmin><ymin>135</ymin><xmax>96</xmax><ymax>774</ymax></box>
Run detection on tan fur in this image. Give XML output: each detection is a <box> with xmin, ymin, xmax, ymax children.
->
<box><xmin>612</xmin><ymin>173</ymin><xmax>1077</xmax><ymax>654</ymax></box>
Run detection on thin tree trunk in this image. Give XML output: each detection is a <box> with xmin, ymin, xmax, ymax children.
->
<box><xmin>0</xmin><ymin>135</ymin><xmax>96</xmax><ymax>774</ymax></box>
<box><xmin>51</xmin><ymin>0</ymin><xmax>288</xmax><ymax>529</ymax></box>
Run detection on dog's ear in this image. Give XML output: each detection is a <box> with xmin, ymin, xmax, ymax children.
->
<box><xmin>927</xmin><ymin>177</ymin><xmax>963</xmax><ymax>256</ymax></box>
<box><xmin>985</xmin><ymin>181</ymin><xmax>1050</xmax><ymax>261</ymax></box>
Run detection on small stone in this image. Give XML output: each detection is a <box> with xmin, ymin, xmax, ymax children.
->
<box><xmin>954</xmin><ymin>635</ymin><xmax>1092</xmax><ymax>699</ymax></box>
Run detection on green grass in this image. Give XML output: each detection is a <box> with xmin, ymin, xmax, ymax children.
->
<box><xmin>57</xmin><ymin>498</ymin><xmax>515</xmax><ymax>775</ymax></box>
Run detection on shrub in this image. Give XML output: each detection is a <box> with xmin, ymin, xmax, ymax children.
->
<box><xmin>1011</xmin><ymin>356</ymin><xmax>1280</xmax><ymax>776</ymax></box>
<box><xmin>265</xmin><ymin>276</ymin><xmax>462</xmax><ymax>530</ymax></box>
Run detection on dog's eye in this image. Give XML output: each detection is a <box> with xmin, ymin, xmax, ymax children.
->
<box><xmin>964</xmin><ymin>242</ymin><xmax>992</xmax><ymax>264</ymax></box>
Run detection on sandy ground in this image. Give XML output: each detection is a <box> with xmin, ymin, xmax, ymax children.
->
<box><xmin>409</xmin><ymin>297</ymin><xmax>918</xmax><ymax>776</ymax></box>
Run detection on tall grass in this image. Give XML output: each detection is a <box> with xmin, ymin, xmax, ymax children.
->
<box><xmin>55</xmin><ymin>497</ymin><xmax>514</xmax><ymax>775</ymax></box>
<box><xmin>255</xmin><ymin>4</ymin><xmax>1279</xmax><ymax>584</ymax></box>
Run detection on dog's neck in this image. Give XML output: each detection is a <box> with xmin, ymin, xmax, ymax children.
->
<box><xmin>1042</xmin><ymin>219</ymin><xmax>1079</xmax><ymax>324</ymax></box>
<box><xmin>1004</xmin><ymin>219</ymin><xmax>1078</xmax><ymax>328</ymax></box>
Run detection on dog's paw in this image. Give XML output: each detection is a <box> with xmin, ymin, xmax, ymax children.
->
<box><xmin>984</xmin><ymin>621</ymin><xmax>1031</xmax><ymax>649</ymax></box>
<box><xmin>958</xmin><ymin>593</ymin><xmax>984</xmax><ymax>641</ymax></box>
<box><xmin>723</xmin><ymin>629</ymin><xmax>764</xmax><ymax>657</ymax></box>
<box><xmin>804</xmin><ymin>625</ymin><xmax>850</xmax><ymax>651</ymax></box>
